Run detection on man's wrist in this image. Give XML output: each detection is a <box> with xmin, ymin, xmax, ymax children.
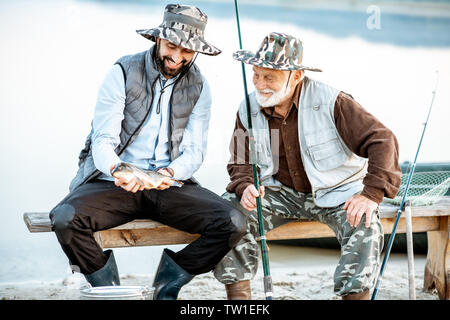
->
<box><xmin>110</xmin><ymin>162</ymin><xmax>121</xmax><ymax>176</ymax></box>
<box><xmin>361</xmin><ymin>186</ymin><xmax>384</xmax><ymax>205</ymax></box>
<box><xmin>161</xmin><ymin>167</ymin><xmax>174</xmax><ymax>177</ymax></box>
<box><xmin>235</xmin><ymin>182</ymin><xmax>252</xmax><ymax>198</ymax></box>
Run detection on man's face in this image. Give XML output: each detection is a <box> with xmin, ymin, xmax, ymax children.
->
<box><xmin>252</xmin><ymin>66</ymin><xmax>300</xmax><ymax>107</ymax></box>
<box><xmin>156</xmin><ymin>39</ymin><xmax>195</xmax><ymax>79</ymax></box>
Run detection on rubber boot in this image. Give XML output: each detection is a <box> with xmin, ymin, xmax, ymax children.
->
<box><xmin>225</xmin><ymin>280</ymin><xmax>252</xmax><ymax>300</ymax></box>
<box><xmin>84</xmin><ymin>249</ymin><xmax>120</xmax><ymax>287</ymax></box>
<box><xmin>152</xmin><ymin>249</ymin><xmax>194</xmax><ymax>300</ymax></box>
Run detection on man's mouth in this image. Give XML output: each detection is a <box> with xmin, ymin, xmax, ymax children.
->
<box><xmin>165</xmin><ymin>57</ymin><xmax>183</xmax><ymax>69</ymax></box>
<box><xmin>258</xmin><ymin>90</ymin><xmax>274</xmax><ymax>98</ymax></box>
<box><xmin>156</xmin><ymin>53</ymin><xmax>189</xmax><ymax>78</ymax></box>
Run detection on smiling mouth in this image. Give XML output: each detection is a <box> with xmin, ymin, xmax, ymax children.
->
<box><xmin>258</xmin><ymin>91</ymin><xmax>273</xmax><ymax>97</ymax></box>
<box><xmin>165</xmin><ymin>58</ymin><xmax>182</xmax><ymax>69</ymax></box>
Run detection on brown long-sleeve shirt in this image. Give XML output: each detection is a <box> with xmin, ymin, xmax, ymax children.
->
<box><xmin>226</xmin><ymin>82</ymin><xmax>402</xmax><ymax>204</ymax></box>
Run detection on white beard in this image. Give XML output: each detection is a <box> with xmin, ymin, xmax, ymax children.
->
<box><xmin>255</xmin><ymin>87</ymin><xmax>290</xmax><ymax>107</ymax></box>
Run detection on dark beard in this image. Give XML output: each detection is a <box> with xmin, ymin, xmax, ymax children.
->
<box><xmin>155</xmin><ymin>52</ymin><xmax>190</xmax><ymax>78</ymax></box>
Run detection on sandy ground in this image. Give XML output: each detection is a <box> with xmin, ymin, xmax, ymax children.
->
<box><xmin>0</xmin><ymin>245</ymin><xmax>439</xmax><ymax>300</ymax></box>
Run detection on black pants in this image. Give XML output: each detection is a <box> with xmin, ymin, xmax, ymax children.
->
<box><xmin>49</xmin><ymin>179</ymin><xmax>246</xmax><ymax>275</ymax></box>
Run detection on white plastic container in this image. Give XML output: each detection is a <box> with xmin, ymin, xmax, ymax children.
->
<box><xmin>80</xmin><ymin>286</ymin><xmax>154</xmax><ymax>300</ymax></box>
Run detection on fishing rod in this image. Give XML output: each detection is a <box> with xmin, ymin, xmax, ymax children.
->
<box><xmin>233</xmin><ymin>0</ymin><xmax>273</xmax><ymax>300</ymax></box>
<box><xmin>371</xmin><ymin>71</ymin><xmax>439</xmax><ymax>300</ymax></box>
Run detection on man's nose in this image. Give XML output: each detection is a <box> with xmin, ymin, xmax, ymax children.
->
<box><xmin>171</xmin><ymin>50</ymin><xmax>183</xmax><ymax>64</ymax></box>
<box><xmin>254</xmin><ymin>79</ymin><xmax>265</xmax><ymax>91</ymax></box>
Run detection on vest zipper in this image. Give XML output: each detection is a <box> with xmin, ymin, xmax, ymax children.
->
<box><xmin>118</xmin><ymin>77</ymin><xmax>158</xmax><ymax>154</ymax></box>
<box><xmin>79</xmin><ymin>77</ymin><xmax>159</xmax><ymax>187</ymax></box>
<box><xmin>297</xmin><ymin>135</ymin><xmax>319</xmax><ymax>205</ymax></box>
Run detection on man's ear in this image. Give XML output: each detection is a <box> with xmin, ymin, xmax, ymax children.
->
<box><xmin>153</xmin><ymin>37</ymin><xmax>160</xmax><ymax>58</ymax></box>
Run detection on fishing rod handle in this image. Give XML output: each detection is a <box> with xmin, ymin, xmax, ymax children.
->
<box><xmin>264</xmin><ymin>275</ymin><xmax>274</xmax><ymax>300</ymax></box>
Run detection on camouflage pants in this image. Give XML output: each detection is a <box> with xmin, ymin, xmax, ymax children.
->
<box><xmin>213</xmin><ymin>185</ymin><xmax>384</xmax><ymax>296</ymax></box>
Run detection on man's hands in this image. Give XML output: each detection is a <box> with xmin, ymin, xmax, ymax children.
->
<box><xmin>111</xmin><ymin>164</ymin><xmax>145</xmax><ymax>193</ymax></box>
<box><xmin>155</xmin><ymin>167</ymin><xmax>174</xmax><ymax>191</ymax></box>
<box><xmin>344</xmin><ymin>194</ymin><xmax>378</xmax><ymax>228</ymax></box>
<box><xmin>241</xmin><ymin>184</ymin><xmax>265</xmax><ymax>211</ymax></box>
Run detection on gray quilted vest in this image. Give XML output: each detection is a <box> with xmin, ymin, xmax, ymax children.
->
<box><xmin>68</xmin><ymin>45</ymin><xmax>203</xmax><ymax>192</ymax></box>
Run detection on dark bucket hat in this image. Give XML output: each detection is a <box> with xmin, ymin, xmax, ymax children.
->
<box><xmin>233</xmin><ymin>32</ymin><xmax>321</xmax><ymax>71</ymax></box>
<box><xmin>136</xmin><ymin>4</ymin><xmax>221</xmax><ymax>56</ymax></box>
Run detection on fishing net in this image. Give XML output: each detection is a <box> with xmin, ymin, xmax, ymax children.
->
<box><xmin>384</xmin><ymin>171</ymin><xmax>450</xmax><ymax>206</ymax></box>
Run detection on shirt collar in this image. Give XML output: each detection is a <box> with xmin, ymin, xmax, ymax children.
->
<box><xmin>159</xmin><ymin>71</ymin><xmax>179</xmax><ymax>84</ymax></box>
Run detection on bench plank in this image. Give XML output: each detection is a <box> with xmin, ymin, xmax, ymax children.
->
<box><xmin>264</xmin><ymin>216</ymin><xmax>441</xmax><ymax>241</ymax></box>
<box><xmin>23</xmin><ymin>211</ymin><xmax>443</xmax><ymax>242</ymax></box>
<box><xmin>23</xmin><ymin>213</ymin><xmax>168</xmax><ymax>233</ymax></box>
<box><xmin>24</xmin><ymin>212</ymin><xmax>53</xmax><ymax>232</ymax></box>
<box><xmin>379</xmin><ymin>198</ymin><xmax>450</xmax><ymax>218</ymax></box>
<box><xmin>25</xmin><ymin>197</ymin><xmax>450</xmax><ymax>234</ymax></box>
<box><xmin>23</xmin><ymin>197</ymin><xmax>450</xmax><ymax>239</ymax></box>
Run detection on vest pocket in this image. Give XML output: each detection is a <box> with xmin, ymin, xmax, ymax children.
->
<box><xmin>305</xmin><ymin>129</ymin><xmax>347</xmax><ymax>171</ymax></box>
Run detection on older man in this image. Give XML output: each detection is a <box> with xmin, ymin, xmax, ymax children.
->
<box><xmin>214</xmin><ymin>32</ymin><xmax>401</xmax><ymax>300</ymax></box>
<box><xmin>49</xmin><ymin>4</ymin><xmax>246</xmax><ymax>300</ymax></box>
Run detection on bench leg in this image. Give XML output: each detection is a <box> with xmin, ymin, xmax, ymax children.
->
<box><xmin>424</xmin><ymin>216</ymin><xmax>449</xmax><ymax>300</ymax></box>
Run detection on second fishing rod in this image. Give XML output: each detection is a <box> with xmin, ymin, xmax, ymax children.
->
<box><xmin>371</xmin><ymin>70</ymin><xmax>439</xmax><ymax>300</ymax></box>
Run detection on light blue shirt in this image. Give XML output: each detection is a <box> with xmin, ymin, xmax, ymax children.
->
<box><xmin>91</xmin><ymin>64</ymin><xmax>211</xmax><ymax>181</ymax></box>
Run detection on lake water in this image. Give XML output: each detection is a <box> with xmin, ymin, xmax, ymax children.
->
<box><xmin>1</xmin><ymin>0</ymin><xmax>449</xmax><ymax>284</ymax></box>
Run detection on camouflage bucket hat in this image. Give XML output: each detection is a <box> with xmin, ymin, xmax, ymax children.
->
<box><xmin>136</xmin><ymin>4</ymin><xmax>221</xmax><ymax>56</ymax></box>
<box><xmin>233</xmin><ymin>32</ymin><xmax>321</xmax><ymax>71</ymax></box>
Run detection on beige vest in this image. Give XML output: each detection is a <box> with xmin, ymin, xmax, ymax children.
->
<box><xmin>238</xmin><ymin>76</ymin><xmax>368</xmax><ymax>207</ymax></box>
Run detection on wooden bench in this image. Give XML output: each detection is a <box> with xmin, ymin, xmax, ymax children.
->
<box><xmin>24</xmin><ymin>197</ymin><xmax>450</xmax><ymax>300</ymax></box>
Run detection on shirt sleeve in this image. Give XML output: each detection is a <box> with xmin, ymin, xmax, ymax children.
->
<box><xmin>91</xmin><ymin>64</ymin><xmax>125</xmax><ymax>177</ymax></box>
<box><xmin>225</xmin><ymin>112</ymin><xmax>254</xmax><ymax>198</ymax></box>
<box><xmin>168</xmin><ymin>76</ymin><xmax>212</xmax><ymax>180</ymax></box>
<box><xmin>334</xmin><ymin>92</ymin><xmax>402</xmax><ymax>204</ymax></box>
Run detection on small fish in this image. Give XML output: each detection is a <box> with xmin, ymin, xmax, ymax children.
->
<box><xmin>111</xmin><ymin>162</ymin><xmax>183</xmax><ymax>189</ymax></box>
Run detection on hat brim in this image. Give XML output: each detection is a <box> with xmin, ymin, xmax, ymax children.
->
<box><xmin>233</xmin><ymin>50</ymin><xmax>322</xmax><ymax>72</ymax></box>
<box><xmin>136</xmin><ymin>27</ymin><xmax>221</xmax><ymax>56</ymax></box>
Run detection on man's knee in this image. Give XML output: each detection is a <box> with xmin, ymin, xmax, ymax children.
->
<box><xmin>49</xmin><ymin>203</ymin><xmax>77</xmax><ymax>245</ymax></box>
<box><xmin>228</xmin><ymin>209</ymin><xmax>247</xmax><ymax>248</ymax></box>
<box><xmin>221</xmin><ymin>192</ymin><xmax>241</xmax><ymax>206</ymax></box>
